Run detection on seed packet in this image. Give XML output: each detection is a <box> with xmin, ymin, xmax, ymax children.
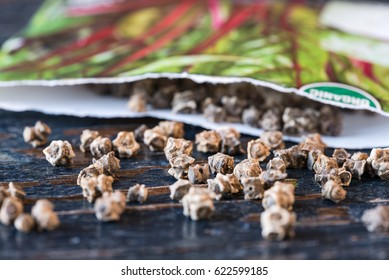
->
<box><xmin>0</xmin><ymin>0</ymin><xmax>388</xmax><ymax>148</ymax></box>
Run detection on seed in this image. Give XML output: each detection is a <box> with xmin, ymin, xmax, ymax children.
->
<box><xmin>262</xmin><ymin>182</ymin><xmax>295</xmax><ymax>211</ymax></box>
<box><xmin>260</xmin><ymin>131</ymin><xmax>285</xmax><ymax>150</ymax></box>
<box><xmin>112</xmin><ymin>131</ymin><xmax>140</xmax><ymax>158</ymax></box>
<box><xmin>266</xmin><ymin>157</ymin><xmax>286</xmax><ymax>173</ymax></box>
<box><xmin>208</xmin><ymin>153</ymin><xmax>234</xmax><ymax>174</ymax></box>
<box><xmin>14</xmin><ymin>213</ymin><xmax>36</xmax><ymax>233</ymax></box>
<box><xmin>242</xmin><ymin>106</ymin><xmax>260</xmax><ymax>127</ymax></box>
<box><xmin>0</xmin><ymin>186</ymin><xmax>9</xmax><ymax>207</ymax></box>
<box><xmin>95</xmin><ymin>191</ymin><xmax>126</xmax><ymax>222</ymax></box>
<box><xmin>282</xmin><ymin>107</ymin><xmax>319</xmax><ymax>136</ymax></box>
<box><xmin>203</xmin><ymin>104</ymin><xmax>226</xmax><ymax>123</ymax></box>
<box><xmin>172</xmin><ymin>90</ymin><xmax>197</xmax><ymax>114</ymax></box>
<box><xmin>0</xmin><ymin>197</ymin><xmax>23</xmax><ymax>225</ymax></box>
<box><xmin>127</xmin><ymin>184</ymin><xmax>148</xmax><ymax>204</ymax></box>
<box><xmin>158</xmin><ymin>121</ymin><xmax>185</xmax><ymax>138</ymax></box>
<box><xmin>90</xmin><ymin>136</ymin><xmax>113</xmax><ymax>158</ymax></box>
<box><xmin>306</xmin><ymin>150</ymin><xmax>323</xmax><ymax>171</ymax></box>
<box><xmin>182</xmin><ymin>187</ymin><xmax>215</xmax><ymax>221</ymax></box>
<box><xmin>343</xmin><ymin>158</ymin><xmax>366</xmax><ymax>180</ymax></box>
<box><xmin>319</xmin><ymin>106</ymin><xmax>342</xmax><ymax>136</ymax></box>
<box><xmin>241</xmin><ymin>177</ymin><xmax>265</xmax><ymax>200</ymax></box>
<box><xmin>221</xmin><ymin>96</ymin><xmax>246</xmax><ymax>117</ymax></box>
<box><xmin>164</xmin><ymin>137</ymin><xmax>193</xmax><ymax>161</ymax></box>
<box><xmin>31</xmin><ymin>199</ymin><xmax>60</xmax><ymax>231</ymax></box>
<box><xmin>332</xmin><ymin>148</ymin><xmax>351</xmax><ymax>166</ymax></box>
<box><xmin>168</xmin><ymin>154</ymin><xmax>195</xmax><ymax>180</ymax></box>
<box><xmin>195</xmin><ymin>130</ymin><xmax>221</xmax><ymax>153</ymax></box>
<box><xmin>143</xmin><ymin>127</ymin><xmax>167</xmax><ymax>152</ymax></box>
<box><xmin>169</xmin><ymin>179</ymin><xmax>191</xmax><ymax>201</ymax></box>
<box><xmin>188</xmin><ymin>163</ymin><xmax>210</xmax><ymax>184</ymax></box>
<box><xmin>313</xmin><ymin>154</ymin><xmax>338</xmax><ymax>175</ymax></box>
<box><xmin>261</xmin><ymin>169</ymin><xmax>288</xmax><ymax>188</ymax></box>
<box><xmin>77</xmin><ymin>164</ymin><xmax>101</xmax><ymax>186</ymax></box>
<box><xmin>367</xmin><ymin>148</ymin><xmax>389</xmax><ymax>180</ymax></box>
<box><xmin>217</xmin><ymin>127</ymin><xmax>244</xmax><ymax>156</ymax></box>
<box><xmin>233</xmin><ymin>159</ymin><xmax>262</xmax><ymax>181</ymax></box>
<box><xmin>79</xmin><ymin>129</ymin><xmax>99</xmax><ymax>153</ymax></box>
<box><xmin>321</xmin><ymin>179</ymin><xmax>346</xmax><ymax>203</ymax></box>
<box><xmin>261</xmin><ymin>205</ymin><xmax>296</xmax><ymax>241</ymax></box>
<box><xmin>128</xmin><ymin>92</ymin><xmax>147</xmax><ymax>112</ymax></box>
<box><xmin>23</xmin><ymin>120</ymin><xmax>51</xmax><ymax>148</ymax></box>
<box><xmin>247</xmin><ymin>139</ymin><xmax>270</xmax><ymax>162</ymax></box>
<box><xmin>92</xmin><ymin>151</ymin><xmax>121</xmax><ymax>177</ymax></box>
<box><xmin>274</xmin><ymin>145</ymin><xmax>307</xmax><ymax>169</ymax></box>
<box><xmin>43</xmin><ymin>140</ymin><xmax>76</xmax><ymax>167</ymax></box>
<box><xmin>207</xmin><ymin>173</ymin><xmax>238</xmax><ymax>200</ymax></box>
<box><xmin>299</xmin><ymin>133</ymin><xmax>327</xmax><ymax>152</ymax></box>
<box><xmin>259</xmin><ymin>108</ymin><xmax>282</xmax><ymax>131</ymax></box>
<box><xmin>361</xmin><ymin>205</ymin><xmax>389</xmax><ymax>233</ymax></box>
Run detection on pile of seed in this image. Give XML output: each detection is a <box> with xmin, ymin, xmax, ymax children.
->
<box><xmin>16</xmin><ymin>119</ymin><xmax>389</xmax><ymax>239</ymax></box>
<box><xmin>91</xmin><ymin>79</ymin><xmax>343</xmax><ymax>137</ymax></box>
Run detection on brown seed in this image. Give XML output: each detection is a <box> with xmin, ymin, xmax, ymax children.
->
<box><xmin>306</xmin><ymin>150</ymin><xmax>323</xmax><ymax>171</ymax></box>
<box><xmin>0</xmin><ymin>197</ymin><xmax>23</xmax><ymax>225</ymax></box>
<box><xmin>361</xmin><ymin>205</ymin><xmax>389</xmax><ymax>233</ymax></box>
<box><xmin>31</xmin><ymin>199</ymin><xmax>60</xmax><ymax>231</ymax></box>
<box><xmin>343</xmin><ymin>158</ymin><xmax>366</xmax><ymax>180</ymax></box>
<box><xmin>172</xmin><ymin>90</ymin><xmax>197</xmax><ymax>114</ymax></box>
<box><xmin>95</xmin><ymin>191</ymin><xmax>126</xmax><ymax>222</ymax></box>
<box><xmin>208</xmin><ymin>153</ymin><xmax>234</xmax><ymax>174</ymax></box>
<box><xmin>226</xmin><ymin>173</ymin><xmax>242</xmax><ymax>192</ymax></box>
<box><xmin>128</xmin><ymin>92</ymin><xmax>147</xmax><ymax>112</ymax></box>
<box><xmin>43</xmin><ymin>140</ymin><xmax>76</xmax><ymax>167</ymax></box>
<box><xmin>127</xmin><ymin>184</ymin><xmax>148</xmax><ymax>203</ymax></box>
<box><xmin>169</xmin><ymin>179</ymin><xmax>192</xmax><ymax>201</ymax></box>
<box><xmin>367</xmin><ymin>148</ymin><xmax>389</xmax><ymax>180</ymax></box>
<box><xmin>168</xmin><ymin>154</ymin><xmax>195</xmax><ymax>179</ymax></box>
<box><xmin>221</xmin><ymin>96</ymin><xmax>246</xmax><ymax>116</ymax></box>
<box><xmin>332</xmin><ymin>148</ymin><xmax>351</xmax><ymax>166</ymax></box>
<box><xmin>112</xmin><ymin>131</ymin><xmax>140</xmax><ymax>158</ymax></box>
<box><xmin>319</xmin><ymin>106</ymin><xmax>342</xmax><ymax>136</ymax></box>
<box><xmin>77</xmin><ymin>164</ymin><xmax>101</xmax><ymax>186</ymax></box>
<box><xmin>262</xmin><ymin>182</ymin><xmax>295</xmax><ymax>211</ymax></box>
<box><xmin>260</xmin><ymin>131</ymin><xmax>285</xmax><ymax>150</ymax></box>
<box><xmin>259</xmin><ymin>108</ymin><xmax>282</xmax><ymax>131</ymax></box>
<box><xmin>241</xmin><ymin>177</ymin><xmax>265</xmax><ymax>200</ymax></box>
<box><xmin>79</xmin><ymin>129</ymin><xmax>99</xmax><ymax>153</ymax></box>
<box><xmin>92</xmin><ymin>151</ymin><xmax>121</xmax><ymax>177</ymax></box>
<box><xmin>233</xmin><ymin>159</ymin><xmax>262</xmax><ymax>181</ymax></box>
<box><xmin>321</xmin><ymin>179</ymin><xmax>346</xmax><ymax>203</ymax></box>
<box><xmin>313</xmin><ymin>154</ymin><xmax>338</xmax><ymax>175</ymax></box>
<box><xmin>182</xmin><ymin>187</ymin><xmax>215</xmax><ymax>221</ymax></box>
<box><xmin>158</xmin><ymin>121</ymin><xmax>185</xmax><ymax>138</ymax></box>
<box><xmin>261</xmin><ymin>205</ymin><xmax>296</xmax><ymax>241</ymax></box>
<box><xmin>266</xmin><ymin>157</ymin><xmax>287</xmax><ymax>173</ymax></box>
<box><xmin>282</xmin><ymin>107</ymin><xmax>319</xmax><ymax>136</ymax></box>
<box><xmin>195</xmin><ymin>130</ymin><xmax>221</xmax><ymax>153</ymax></box>
<box><xmin>90</xmin><ymin>136</ymin><xmax>113</xmax><ymax>158</ymax></box>
<box><xmin>203</xmin><ymin>104</ymin><xmax>226</xmax><ymax>123</ymax></box>
<box><xmin>143</xmin><ymin>127</ymin><xmax>167</xmax><ymax>152</ymax></box>
<box><xmin>207</xmin><ymin>173</ymin><xmax>238</xmax><ymax>200</ymax></box>
<box><xmin>247</xmin><ymin>139</ymin><xmax>270</xmax><ymax>162</ymax></box>
<box><xmin>274</xmin><ymin>145</ymin><xmax>307</xmax><ymax>169</ymax></box>
<box><xmin>188</xmin><ymin>164</ymin><xmax>210</xmax><ymax>184</ymax></box>
<box><xmin>299</xmin><ymin>133</ymin><xmax>327</xmax><ymax>152</ymax></box>
<box><xmin>164</xmin><ymin>137</ymin><xmax>193</xmax><ymax>161</ymax></box>
<box><xmin>242</xmin><ymin>106</ymin><xmax>260</xmax><ymax>127</ymax></box>
<box><xmin>14</xmin><ymin>213</ymin><xmax>36</xmax><ymax>233</ymax></box>
<box><xmin>261</xmin><ymin>169</ymin><xmax>288</xmax><ymax>188</ymax></box>
<box><xmin>23</xmin><ymin>120</ymin><xmax>51</xmax><ymax>148</ymax></box>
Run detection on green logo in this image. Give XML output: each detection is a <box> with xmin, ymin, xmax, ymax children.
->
<box><xmin>300</xmin><ymin>82</ymin><xmax>381</xmax><ymax>110</ymax></box>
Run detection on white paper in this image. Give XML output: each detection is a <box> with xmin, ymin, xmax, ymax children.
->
<box><xmin>1</xmin><ymin>85</ymin><xmax>388</xmax><ymax>149</ymax></box>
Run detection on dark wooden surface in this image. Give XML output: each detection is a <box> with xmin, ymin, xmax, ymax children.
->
<box><xmin>0</xmin><ymin>109</ymin><xmax>389</xmax><ymax>260</ymax></box>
